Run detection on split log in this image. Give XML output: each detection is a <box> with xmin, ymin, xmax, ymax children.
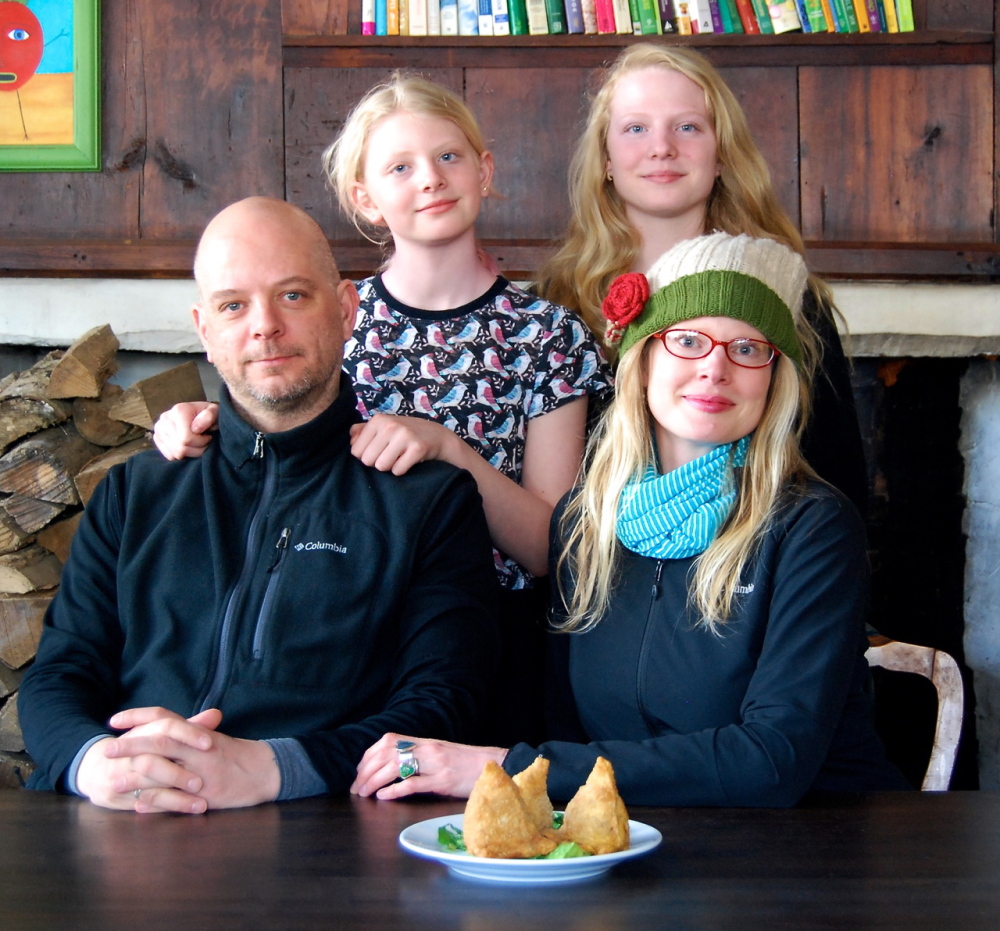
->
<box><xmin>0</xmin><ymin>509</ymin><xmax>33</xmax><ymax>555</ymax></box>
<box><xmin>0</xmin><ymin>545</ymin><xmax>62</xmax><ymax>595</ymax></box>
<box><xmin>75</xmin><ymin>437</ymin><xmax>153</xmax><ymax>506</ymax></box>
<box><xmin>0</xmin><ymin>591</ymin><xmax>52</xmax><ymax>669</ymax></box>
<box><xmin>47</xmin><ymin>324</ymin><xmax>120</xmax><ymax>399</ymax></box>
<box><xmin>0</xmin><ymin>694</ymin><xmax>23</xmax><ymax>752</ymax></box>
<box><xmin>73</xmin><ymin>383</ymin><xmax>146</xmax><ymax>447</ymax></box>
<box><xmin>36</xmin><ymin>511</ymin><xmax>83</xmax><ymax>564</ymax></box>
<box><xmin>1</xmin><ymin>494</ymin><xmax>67</xmax><ymax>534</ymax></box>
<box><xmin>0</xmin><ymin>423</ymin><xmax>103</xmax><ymax>505</ymax></box>
<box><xmin>0</xmin><ymin>662</ymin><xmax>22</xmax><ymax>698</ymax></box>
<box><xmin>0</xmin><ymin>351</ymin><xmax>62</xmax><ymax>401</ymax></box>
<box><xmin>108</xmin><ymin>361</ymin><xmax>206</xmax><ymax>429</ymax></box>
<box><xmin>0</xmin><ymin>748</ymin><xmax>35</xmax><ymax>789</ymax></box>
<box><xmin>0</xmin><ymin>396</ymin><xmax>74</xmax><ymax>455</ymax></box>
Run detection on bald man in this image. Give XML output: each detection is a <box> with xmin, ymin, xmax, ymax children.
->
<box><xmin>19</xmin><ymin>198</ymin><xmax>500</xmax><ymax>813</ymax></box>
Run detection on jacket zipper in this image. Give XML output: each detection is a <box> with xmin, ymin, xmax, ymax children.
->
<box><xmin>252</xmin><ymin>527</ymin><xmax>291</xmax><ymax>659</ymax></box>
<box><xmin>199</xmin><ymin>432</ymin><xmax>274</xmax><ymax>712</ymax></box>
<box><xmin>635</xmin><ymin>560</ymin><xmax>664</xmax><ymax>730</ymax></box>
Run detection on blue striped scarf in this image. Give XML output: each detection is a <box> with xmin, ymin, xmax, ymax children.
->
<box><xmin>616</xmin><ymin>436</ymin><xmax>751</xmax><ymax>560</ymax></box>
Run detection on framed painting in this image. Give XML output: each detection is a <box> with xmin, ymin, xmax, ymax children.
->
<box><xmin>0</xmin><ymin>0</ymin><xmax>100</xmax><ymax>171</ymax></box>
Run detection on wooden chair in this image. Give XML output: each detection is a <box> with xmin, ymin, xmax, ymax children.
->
<box><xmin>865</xmin><ymin>635</ymin><xmax>964</xmax><ymax>791</ymax></box>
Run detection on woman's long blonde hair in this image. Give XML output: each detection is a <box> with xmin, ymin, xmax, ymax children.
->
<box><xmin>535</xmin><ymin>44</ymin><xmax>831</xmax><ymax>364</ymax></box>
<box><xmin>321</xmin><ymin>72</ymin><xmax>491</xmax><ymax>244</ymax></box>
<box><xmin>555</xmin><ymin>336</ymin><xmax>813</xmax><ymax>634</ymax></box>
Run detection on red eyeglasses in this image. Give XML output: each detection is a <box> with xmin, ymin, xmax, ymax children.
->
<box><xmin>652</xmin><ymin>329</ymin><xmax>780</xmax><ymax>369</ymax></box>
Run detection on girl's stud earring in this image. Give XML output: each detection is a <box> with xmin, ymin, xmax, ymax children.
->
<box><xmin>606</xmin><ymin>171</ymin><xmax>613</xmax><ymax>182</ymax></box>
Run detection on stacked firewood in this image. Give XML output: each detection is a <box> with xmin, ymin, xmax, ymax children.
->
<box><xmin>0</xmin><ymin>325</ymin><xmax>206</xmax><ymax>788</ymax></box>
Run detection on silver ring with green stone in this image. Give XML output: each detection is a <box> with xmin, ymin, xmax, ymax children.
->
<box><xmin>396</xmin><ymin>739</ymin><xmax>419</xmax><ymax>779</ymax></box>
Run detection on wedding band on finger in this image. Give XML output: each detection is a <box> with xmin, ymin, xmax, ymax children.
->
<box><xmin>133</xmin><ymin>788</ymin><xmax>141</xmax><ymax>799</ymax></box>
<box><xmin>396</xmin><ymin>739</ymin><xmax>419</xmax><ymax>780</ymax></box>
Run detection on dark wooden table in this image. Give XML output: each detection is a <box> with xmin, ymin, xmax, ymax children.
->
<box><xmin>2</xmin><ymin>790</ymin><xmax>998</xmax><ymax>929</ymax></box>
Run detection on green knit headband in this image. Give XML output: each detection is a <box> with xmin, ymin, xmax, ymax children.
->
<box><xmin>619</xmin><ymin>270</ymin><xmax>802</xmax><ymax>365</ymax></box>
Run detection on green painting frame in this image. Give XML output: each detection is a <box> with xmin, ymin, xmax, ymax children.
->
<box><xmin>0</xmin><ymin>0</ymin><xmax>101</xmax><ymax>171</ymax></box>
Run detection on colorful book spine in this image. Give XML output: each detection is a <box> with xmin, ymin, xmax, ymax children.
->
<box><xmin>880</xmin><ymin>0</ymin><xmax>897</xmax><ymax>32</ymax></box>
<box><xmin>526</xmin><ymin>0</ymin><xmax>550</xmax><ymax>32</ymax></box>
<box><xmin>581</xmin><ymin>0</ymin><xmax>599</xmax><ymax>31</ymax></box>
<box><xmin>376</xmin><ymin>0</ymin><xmax>388</xmax><ymax>34</ymax></box>
<box><xmin>850</xmin><ymin>0</ymin><xmax>870</xmax><ymax>32</ymax></box>
<box><xmin>768</xmin><ymin>0</ymin><xmax>802</xmax><ymax>32</ymax></box>
<box><xmin>545</xmin><ymin>0</ymin><xmax>568</xmax><ymax>32</ymax></box>
<box><xmin>803</xmin><ymin>0</ymin><xmax>828</xmax><ymax>30</ymax></box>
<box><xmin>733</xmin><ymin>0</ymin><xmax>759</xmax><ymax>33</ymax></box>
<box><xmin>387</xmin><ymin>0</ymin><xmax>401</xmax><ymax>33</ymax></box>
<box><xmin>628</xmin><ymin>0</ymin><xmax>642</xmax><ymax>32</ymax></box>
<box><xmin>707</xmin><ymin>0</ymin><xmax>724</xmax><ymax>31</ymax></box>
<box><xmin>411</xmin><ymin>0</ymin><xmax>429</xmax><ymax>34</ymax></box>
<box><xmin>748</xmin><ymin>0</ymin><xmax>774</xmax><ymax>33</ymax></box>
<box><xmin>441</xmin><ymin>0</ymin><xmax>459</xmax><ymax>31</ymax></box>
<box><xmin>493</xmin><ymin>0</ymin><xmax>511</xmax><ymax>33</ymax></box>
<box><xmin>478</xmin><ymin>0</ymin><xmax>494</xmax><ymax>34</ymax></box>
<box><xmin>866</xmin><ymin>0</ymin><xmax>883</xmax><ymax>31</ymax></box>
<box><xmin>895</xmin><ymin>0</ymin><xmax>913</xmax><ymax>31</ymax></box>
<box><xmin>717</xmin><ymin>0</ymin><xmax>735</xmax><ymax>32</ymax></box>
<box><xmin>508</xmin><ymin>0</ymin><xmax>529</xmax><ymax>31</ymax></box>
<box><xmin>458</xmin><ymin>0</ymin><xmax>479</xmax><ymax>33</ymax></box>
<box><xmin>819</xmin><ymin>0</ymin><xmax>837</xmax><ymax>29</ymax></box>
<box><xmin>792</xmin><ymin>0</ymin><xmax>811</xmax><ymax>31</ymax></box>
<box><xmin>722</xmin><ymin>0</ymin><xmax>743</xmax><ymax>31</ymax></box>
<box><xmin>657</xmin><ymin>0</ymin><xmax>676</xmax><ymax>31</ymax></box>
<box><xmin>399</xmin><ymin>0</ymin><xmax>409</xmax><ymax>34</ymax></box>
<box><xmin>596</xmin><ymin>0</ymin><xmax>617</xmax><ymax>31</ymax></box>
<box><xmin>611</xmin><ymin>0</ymin><xmax>633</xmax><ymax>32</ymax></box>
<box><xmin>363</xmin><ymin>0</ymin><xmax>377</xmax><ymax>34</ymax></box>
<box><xmin>565</xmin><ymin>0</ymin><xmax>586</xmax><ymax>32</ymax></box>
<box><xmin>427</xmin><ymin>0</ymin><xmax>442</xmax><ymax>32</ymax></box>
<box><xmin>675</xmin><ymin>0</ymin><xmax>693</xmax><ymax>31</ymax></box>
<box><xmin>636</xmin><ymin>0</ymin><xmax>660</xmax><ymax>31</ymax></box>
<box><xmin>687</xmin><ymin>0</ymin><xmax>712</xmax><ymax>33</ymax></box>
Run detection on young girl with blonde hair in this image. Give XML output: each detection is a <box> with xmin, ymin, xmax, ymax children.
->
<box><xmin>352</xmin><ymin>232</ymin><xmax>904</xmax><ymax>806</ymax></box>
<box><xmin>536</xmin><ymin>44</ymin><xmax>868</xmax><ymax>513</ymax></box>
<box><xmin>153</xmin><ymin>74</ymin><xmax>611</xmax><ymax>746</ymax></box>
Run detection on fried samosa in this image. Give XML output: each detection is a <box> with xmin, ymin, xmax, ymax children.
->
<box><xmin>562</xmin><ymin>756</ymin><xmax>630</xmax><ymax>855</ymax></box>
<box><xmin>464</xmin><ymin>761</ymin><xmax>558</xmax><ymax>859</ymax></box>
<box><xmin>512</xmin><ymin>756</ymin><xmax>555</xmax><ymax>834</ymax></box>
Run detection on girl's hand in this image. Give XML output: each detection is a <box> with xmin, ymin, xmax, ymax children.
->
<box><xmin>349</xmin><ymin>414</ymin><xmax>454</xmax><ymax>476</ymax></box>
<box><xmin>152</xmin><ymin>402</ymin><xmax>219</xmax><ymax>460</ymax></box>
<box><xmin>351</xmin><ymin>733</ymin><xmax>507</xmax><ymax>800</ymax></box>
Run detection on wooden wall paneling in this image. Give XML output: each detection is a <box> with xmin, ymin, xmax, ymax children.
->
<box><xmin>467</xmin><ymin>68</ymin><xmax>592</xmax><ymax>242</ymax></box>
<box><xmin>282</xmin><ymin>0</ymin><xmax>350</xmax><ymax>35</ymax></box>
<box><xmin>799</xmin><ymin>66</ymin><xmax>994</xmax><ymax>243</ymax></box>
<box><xmin>719</xmin><ymin>67</ymin><xmax>799</xmax><ymax>231</ymax></box>
<box><xmin>284</xmin><ymin>67</ymin><xmax>463</xmax><ymax>242</ymax></box>
<box><xmin>134</xmin><ymin>1</ymin><xmax>284</xmax><ymax>240</ymax></box>
<box><xmin>914</xmin><ymin>0</ymin><xmax>994</xmax><ymax>32</ymax></box>
<box><xmin>0</xmin><ymin>2</ymin><xmax>142</xmax><ymax>238</ymax></box>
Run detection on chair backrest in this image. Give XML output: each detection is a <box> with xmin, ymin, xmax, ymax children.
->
<box><xmin>865</xmin><ymin>635</ymin><xmax>964</xmax><ymax>791</ymax></box>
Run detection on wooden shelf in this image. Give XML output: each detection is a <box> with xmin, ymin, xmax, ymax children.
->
<box><xmin>5</xmin><ymin>239</ymin><xmax>1000</xmax><ymax>282</ymax></box>
<box><xmin>283</xmin><ymin>30</ymin><xmax>994</xmax><ymax>68</ymax></box>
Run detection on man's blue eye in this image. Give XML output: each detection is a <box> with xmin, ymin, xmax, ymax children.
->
<box><xmin>285</xmin><ymin>292</ymin><xmax>302</xmax><ymax>301</ymax></box>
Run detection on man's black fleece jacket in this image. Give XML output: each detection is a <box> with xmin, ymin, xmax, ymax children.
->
<box><xmin>20</xmin><ymin>376</ymin><xmax>500</xmax><ymax>794</ymax></box>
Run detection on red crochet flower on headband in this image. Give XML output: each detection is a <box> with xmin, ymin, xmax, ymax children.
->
<box><xmin>602</xmin><ymin>272</ymin><xmax>650</xmax><ymax>345</ymax></box>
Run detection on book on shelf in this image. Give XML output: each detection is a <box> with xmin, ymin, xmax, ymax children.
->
<box><xmin>636</xmin><ymin>0</ymin><xmax>662</xmax><ymax>32</ymax></box>
<box><xmin>686</xmin><ymin>0</ymin><xmax>712</xmax><ymax>33</ymax></box>
<box><xmin>707</xmin><ymin>0</ymin><xmax>724</xmax><ymax>32</ymax></box>
<box><xmin>440</xmin><ymin>0</ymin><xmax>459</xmax><ymax>31</ymax></box>
<box><xmin>399</xmin><ymin>0</ymin><xmax>409</xmax><ymax>34</ymax></box>
<box><xmin>802</xmin><ymin>0</ymin><xmax>828</xmax><ymax>31</ymax></box>
<box><xmin>611</xmin><ymin>0</ymin><xmax>633</xmax><ymax>33</ymax></box>
<box><xmin>363</xmin><ymin>0</ymin><xmax>377</xmax><ymax>33</ymax></box>
<box><xmin>628</xmin><ymin>0</ymin><xmax>641</xmax><ymax>32</ymax></box>
<box><xmin>895</xmin><ymin>0</ymin><xmax>913</xmax><ymax>31</ymax></box>
<box><xmin>478</xmin><ymin>0</ymin><xmax>493</xmax><ymax>34</ymax></box>
<box><xmin>411</xmin><ymin>0</ymin><xmax>431</xmax><ymax>34</ymax></box>
<box><xmin>722</xmin><ymin>0</ymin><xmax>744</xmax><ymax>32</ymax></box>
<box><xmin>658</xmin><ymin>0</ymin><xmax>676</xmax><ymax>31</ymax></box>
<box><xmin>565</xmin><ymin>0</ymin><xmax>586</xmax><ymax>32</ymax></box>
<box><xmin>733</xmin><ymin>0</ymin><xmax>759</xmax><ymax>33</ymax></box>
<box><xmin>596</xmin><ymin>0</ymin><xmax>617</xmax><ymax>32</ymax></box>
<box><xmin>428</xmin><ymin>0</ymin><xmax>442</xmax><ymax>32</ymax></box>
<box><xmin>493</xmin><ymin>0</ymin><xmax>512</xmax><ymax>33</ymax></box>
<box><xmin>526</xmin><ymin>0</ymin><xmax>549</xmax><ymax>32</ymax></box>
<box><xmin>508</xmin><ymin>0</ymin><xmax>529</xmax><ymax>31</ymax></box>
<box><xmin>880</xmin><ymin>0</ymin><xmax>898</xmax><ymax>32</ymax></box>
<box><xmin>748</xmin><ymin>0</ymin><xmax>774</xmax><ymax>33</ymax></box>
<box><xmin>545</xmin><ymin>0</ymin><xmax>568</xmax><ymax>32</ymax></box>
<box><xmin>864</xmin><ymin>0</ymin><xmax>883</xmax><ymax>31</ymax></box>
<box><xmin>768</xmin><ymin>0</ymin><xmax>802</xmax><ymax>33</ymax></box>
<box><xmin>458</xmin><ymin>0</ymin><xmax>479</xmax><ymax>33</ymax></box>
<box><xmin>716</xmin><ymin>0</ymin><xmax>735</xmax><ymax>32</ymax></box>
<box><xmin>387</xmin><ymin>0</ymin><xmax>401</xmax><ymax>33</ymax></box>
<box><xmin>581</xmin><ymin>0</ymin><xmax>599</xmax><ymax>32</ymax></box>
<box><xmin>376</xmin><ymin>0</ymin><xmax>387</xmax><ymax>34</ymax></box>
<box><xmin>819</xmin><ymin>0</ymin><xmax>837</xmax><ymax>30</ymax></box>
<box><xmin>850</xmin><ymin>0</ymin><xmax>870</xmax><ymax>31</ymax></box>
<box><xmin>674</xmin><ymin>0</ymin><xmax>693</xmax><ymax>32</ymax></box>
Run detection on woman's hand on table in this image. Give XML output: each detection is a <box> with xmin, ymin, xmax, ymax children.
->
<box><xmin>351</xmin><ymin>733</ymin><xmax>507</xmax><ymax>800</ymax></box>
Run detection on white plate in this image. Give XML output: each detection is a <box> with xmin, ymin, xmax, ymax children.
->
<box><xmin>398</xmin><ymin>813</ymin><xmax>662</xmax><ymax>884</ymax></box>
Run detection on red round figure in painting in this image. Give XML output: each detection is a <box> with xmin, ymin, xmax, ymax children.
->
<box><xmin>0</xmin><ymin>1</ymin><xmax>44</xmax><ymax>92</ymax></box>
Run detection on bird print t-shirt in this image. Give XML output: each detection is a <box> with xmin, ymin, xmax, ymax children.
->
<box><xmin>344</xmin><ymin>274</ymin><xmax>612</xmax><ymax>590</ymax></box>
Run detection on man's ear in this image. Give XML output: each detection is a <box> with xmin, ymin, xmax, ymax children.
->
<box><xmin>351</xmin><ymin>183</ymin><xmax>384</xmax><ymax>226</ymax></box>
<box><xmin>191</xmin><ymin>304</ymin><xmax>213</xmax><ymax>363</ymax></box>
<box><xmin>337</xmin><ymin>279</ymin><xmax>360</xmax><ymax>342</ymax></box>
